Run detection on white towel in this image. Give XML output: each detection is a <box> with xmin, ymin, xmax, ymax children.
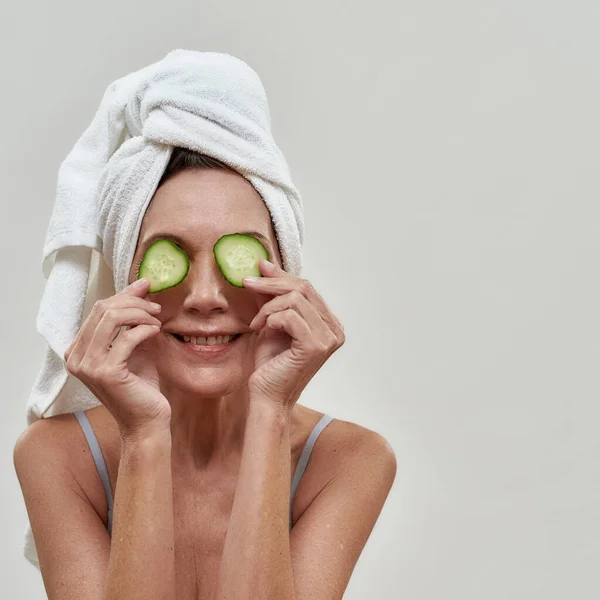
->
<box><xmin>23</xmin><ymin>48</ymin><xmax>304</xmax><ymax>569</ymax></box>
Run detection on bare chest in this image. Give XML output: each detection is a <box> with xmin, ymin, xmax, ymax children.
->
<box><xmin>172</xmin><ymin>476</ymin><xmax>236</xmax><ymax>600</ymax></box>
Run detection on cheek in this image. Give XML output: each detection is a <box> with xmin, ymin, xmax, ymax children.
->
<box><xmin>146</xmin><ymin>282</ymin><xmax>188</xmax><ymax>310</ymax></box>
<box><xmin>251</xmin><ymin>295</ymin><xmax>272</xmax><ymax>323</ymax></box>
<box><xmin>252</xmin><ymin>291</ymin><xmax>272</xmax><ymax>315</ymax></box>
<box><xmin>146</xmin><ymin>296</ymin><xmax>180</xmax><ymax>326</ymax></box>
<box><xmin>230</xmin><ymin>289</ymin><xmax>268</xmax><ymax>321</ymax></box>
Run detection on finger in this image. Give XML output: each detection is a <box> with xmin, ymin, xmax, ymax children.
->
<box><xmin>106</xmin><ymin>324</ymin><xmax>161</xmax><ymax>367</ymax></box>
<box><xmin>250</xmin><ymin>290</ymin><xmax>329</xmax><ymax>339</ymax></box>
<box><xmin>264</xmin><ymin>308</ymin><xmax>312</xmax><ymax>347</ymax></box>
<box><xmin>241</xmin><ymin>260</ymin><xmax>289</xmax><ymax>315</ymax></box>
<box><xmin>120</xmin><ymin>277</ymin><xmax>152</xmax><ymax>298</ymax></box>
<box><xmin>64</xmin><ymin>288</ymin><xmax>161</xmax><ymax>364</ymax></box>
<box><xmin>84</xmin><ymin>308</ymin><xmax>162</xmax><ymax>362</ymax></box>
<box><xmin>104</xmin><ymin>296</ymin><xmax>162</xmax><ymax>317</ymax></box>
<box><xmin>242</xmin><ymin>275</ymin><xmax>298</xmax><ymax>296</ymax></box>
<box><xmin>244</xmin><ymin>275</ymin><xmax>344</xmax><ymax>342</ymax></box>
<box><xmin>257</xmin><ymin>259</ymin><xmax>289</xmax><ymax>278</ymax></box>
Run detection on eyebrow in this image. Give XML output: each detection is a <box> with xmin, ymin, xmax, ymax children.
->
<box><xmin>141</xmin><ymin>230</ymin><xmax>270</xmax><ymax>248</ymax></box>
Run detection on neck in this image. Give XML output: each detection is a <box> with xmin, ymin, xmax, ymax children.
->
<box><xmin>163</xmin><ymin>383</ymin><xmax>251</xmax><ymax>473</ymax></box>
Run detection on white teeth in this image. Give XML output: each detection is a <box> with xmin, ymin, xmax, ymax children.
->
<box><xmin>178</xmin><ymin>334</ymin><xmax>236</xmax><ymax>345</ymax></box>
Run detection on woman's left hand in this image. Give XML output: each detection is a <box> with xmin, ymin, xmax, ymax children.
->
<box><xmin>242</xmin><ymin>260</ymin><xmax>345</xmax><ymax>409</ymax></box>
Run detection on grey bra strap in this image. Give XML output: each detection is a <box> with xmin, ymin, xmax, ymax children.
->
<box><xmin>73</xmin><ymin>410</ymin><xmax>114</xmax><ymax>535</ymax></box>
<box><xmin>74</xmin><ymin>409</ymin><xmax>332</xmax><ymax>534</ymax></box>
<box><xmin>289</xmin><ymin>413</ymin><xmax>334</xmax><ymax>529</ymax></box>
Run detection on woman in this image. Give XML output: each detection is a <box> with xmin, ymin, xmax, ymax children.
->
<box><xmin>14</xmin><ymin>55</ymin><xmax>396</xmax><ymax>600</ymax></box>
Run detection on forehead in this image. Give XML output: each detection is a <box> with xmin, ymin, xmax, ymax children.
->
<box><xmin>141</xmin><ymin>168</ymin><xmax>274</xmax><ymax>242</ymax></box>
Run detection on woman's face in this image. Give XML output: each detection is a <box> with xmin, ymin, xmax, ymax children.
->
<box><xmin>128</xmin><ymin>167</ymin><xmax>282</xmax><ymax>398</ymax></box>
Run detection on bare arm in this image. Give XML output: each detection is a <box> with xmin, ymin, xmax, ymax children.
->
<box><xmin>16</xmin><ymin>277</ymin><xmax>179</xmax><ymax>599</ymax></box>
<box><xmin>214</xmin><ymin>401</ymin><xmax>397</xmax><ymax>600</ymax></box>
<box><xmin>216</xmin><ymin>262</ymin><xmax>397</xmax><ymax>599</ymax></box>
<box><xmin>104</xmin><ymin>426</ymin><xmax>176</xmax><ymax>600</ymax></box>
<box><xmin>214</xmin><ymin>399</ymin><xmax>295</xmax><ymax>600</ymax></box>
<box><xmin>288</xmin><ymin>427</ymin><xmax>397</xmax><ymax>598</ymax></box>
<box><xmin>13</xmin><ymin>418</ymin><xmax>176</xmax><ymax>600</ymax></box>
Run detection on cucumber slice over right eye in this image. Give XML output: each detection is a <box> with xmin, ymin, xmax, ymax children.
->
<box><xmin>138</xmin><ymin>239</ymin><xmax>190</xmax><ymax>293</ymax></box>
<box><xmin>214</xmin><ymin>233</ymin><xmax>269</xmax><ymax>287</ymax></box>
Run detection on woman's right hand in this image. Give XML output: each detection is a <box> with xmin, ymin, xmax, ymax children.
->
<box><xmin>64</xmin><ymin>277</ymin><xmax>170</xmax><ymax>438</ymax></box>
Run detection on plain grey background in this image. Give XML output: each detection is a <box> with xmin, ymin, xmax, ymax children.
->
<box><xmin>1</xmin><ymin>0</ymin><xmax>598</xmax><ymax>598</ymax></box>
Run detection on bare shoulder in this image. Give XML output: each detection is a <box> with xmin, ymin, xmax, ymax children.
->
<box><xmin>291</xmin><ymin>405</ymin><xmax>397</xmax><ymax>522</ymax></box>
<box><xmin>13</xmin><ymin>409</ymin><xmax>115</xmax><ymax>593</ymax></box>
<box><xmin>14</xmin><ymin>410</ymin><xmax>83</xmax><ymax>470</ymax></box>
<box><xmin>288</xmin><ymin>410</ymin><xmax>397</xmax><ymax>597</ymax></box>
<box><xmin>297</xmin><ymin>405</ymin><xmax>396</xmax><ymax>468</ymax></box>
<box><xmin>14</xmin><ymin>405</ymin><xmax>116</xmax><ymax>463</ymax></box>
<box><xmin>13</xmin><ymin>405</ymin><xmax>119</xmax><ymax>525</ymax></box>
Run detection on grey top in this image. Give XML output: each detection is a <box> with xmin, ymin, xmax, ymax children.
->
<box><xmin>73</xmin><ymin>410</ymin><xmax>334</xmax><ymax>534</ymax></box>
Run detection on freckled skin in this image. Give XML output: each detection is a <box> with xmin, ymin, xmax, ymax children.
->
<box><xmin>129</xmin><ymin>167</ymin><xmax>284</xmax><ymax>406</ymax></box>
<box><xmin>14</xmin><ymin>167</ymin><xmax>397</xmax><ymax>600</ymax></box>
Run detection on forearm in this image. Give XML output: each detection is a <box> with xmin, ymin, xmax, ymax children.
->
<box><xmin>214</xmin><ymin>399</ymin><xmax>295</xmax><ymax>600</ymax></box>
<box><xmin>104</xmin><ymin>428</ymin><xmax>176</xmax><ymax>600</ymax></box>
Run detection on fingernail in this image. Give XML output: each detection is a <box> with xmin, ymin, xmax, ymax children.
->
<box><xmin>261</xmin><ymin>259</ymin><xmax>273</xmax><ymax>268</ymax></box>
<box><xmin>243</xmin><ymin>276</ymin><xmax>260</xmax><ymax>284</ymax></box>
<box><xmin>151</xmin><ymin>302</ymin><xmax>161</xmax><ymax>311</ymax></box>
<box><xmin>133</xmin><ymin>278</ymin><xmax>148</xmax><ymax>288</ymax></box>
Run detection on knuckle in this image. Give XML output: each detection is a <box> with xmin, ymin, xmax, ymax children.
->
<box><xmin>77</xmin><ymin>361</ymin><xmax>94</xmax><ymax>379</ymax></box>
<box><xmin>91</xmin><ymin>299</ymin><xmax>105</xmax><ymax>314</ymax></box>
<box><xmin>86</xmin><ymin>363</ymin><xmax>109</xmax><ymax>382</ymax></box>
<box><xmin>315</xmin><ymin>340</ymin><xmax>330</xmax><ymax>354</ymax></box>
<box><xmin>316</xmin><ymin>332</ymin><xmax>336</xmax><ymax>352</ymax></box>
<box><xmin>290</xmin><ymin>290</ymin><xmax>304</xmax><ymax>304</ymax></box>
<box><xmin>65</xmin><ymin>358</ymin><xmax>78</xmax><ymax>376</ymax></box>
<box><xmin>103</xmin><ymin>307</ymin><xmax>117</xmax><ymax>322</ymax></box>
<box><xmin>119</xmin><ymin>328</ymin><xmax>138</xmax><ymax>341</ymax></box>
<box><xmin>300</xmin><ymin>279</ymin><xmax>312</xmax><ymax>294</ymax></box>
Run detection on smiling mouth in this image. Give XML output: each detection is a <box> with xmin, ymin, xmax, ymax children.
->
<box><xmin>171</xmin><ymin>333</ymin><xmax>243</xmax><ymax>346</ymax></box>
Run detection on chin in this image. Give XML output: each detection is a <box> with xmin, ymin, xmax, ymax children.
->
<box><xmin>152</xmin><ymin>333</ymin><xmax>257</xmax><ymax>398</ymax></box>
<box><xmin>158</xmin><ymin>364</ymin><xmax>249</xmax><ymax>398</ymax></box>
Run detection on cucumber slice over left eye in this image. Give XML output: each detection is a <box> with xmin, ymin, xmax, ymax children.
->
<box><xmin>138</xmin><ymin>239</ymin><xmax>190</xmax><ymax>292</ymax></box>
<box><xmin>214</xmin><ymin>233</ymin><xmax>269</xmax><ymax>287</ymax></box>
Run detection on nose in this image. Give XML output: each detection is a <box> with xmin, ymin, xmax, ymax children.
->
<box><xmin>181</xmin><ymin>253</ymin><xmax>229</xmax><ymax>314</ymax></box>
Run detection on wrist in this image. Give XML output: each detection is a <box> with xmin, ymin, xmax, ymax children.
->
<box><xmin>249</xmin><ymin>394</ymin><xmax>293</xmax><ymax>424</ymax></box>
<box><xmin>120</xmin><ymin>429</ymin><xmax>171</xmax><ymax>467</ymax></box>
<box><xmin>116</xmin><ymin>405</ymin><xmax>172</xmax><ymax>442</ymax></box>
<box><xmin>119</xmin><ymin>421</ymin><xmax>172</xmax><ymax>448</ymax></box>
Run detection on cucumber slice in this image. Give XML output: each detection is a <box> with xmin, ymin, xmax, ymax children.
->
<box><xmin>138</xmin><ymin>239</ymin><xmax>190</xmax><ymax>292</ymax></box>
<box><xmin>214</xmin><ymin>233</ymin><xmax>269</xmax><ymax>287</ymax></box>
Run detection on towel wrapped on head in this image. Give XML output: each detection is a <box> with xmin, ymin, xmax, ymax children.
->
<box><xmin>31</xmin><ymin>48</ymin><xmax>304</xmax><ymax>425</ymax></box>
<box><xmin>23</xmin><ymin>49</ymin><xmax>304</xmax><ymax>568</ymax></box>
